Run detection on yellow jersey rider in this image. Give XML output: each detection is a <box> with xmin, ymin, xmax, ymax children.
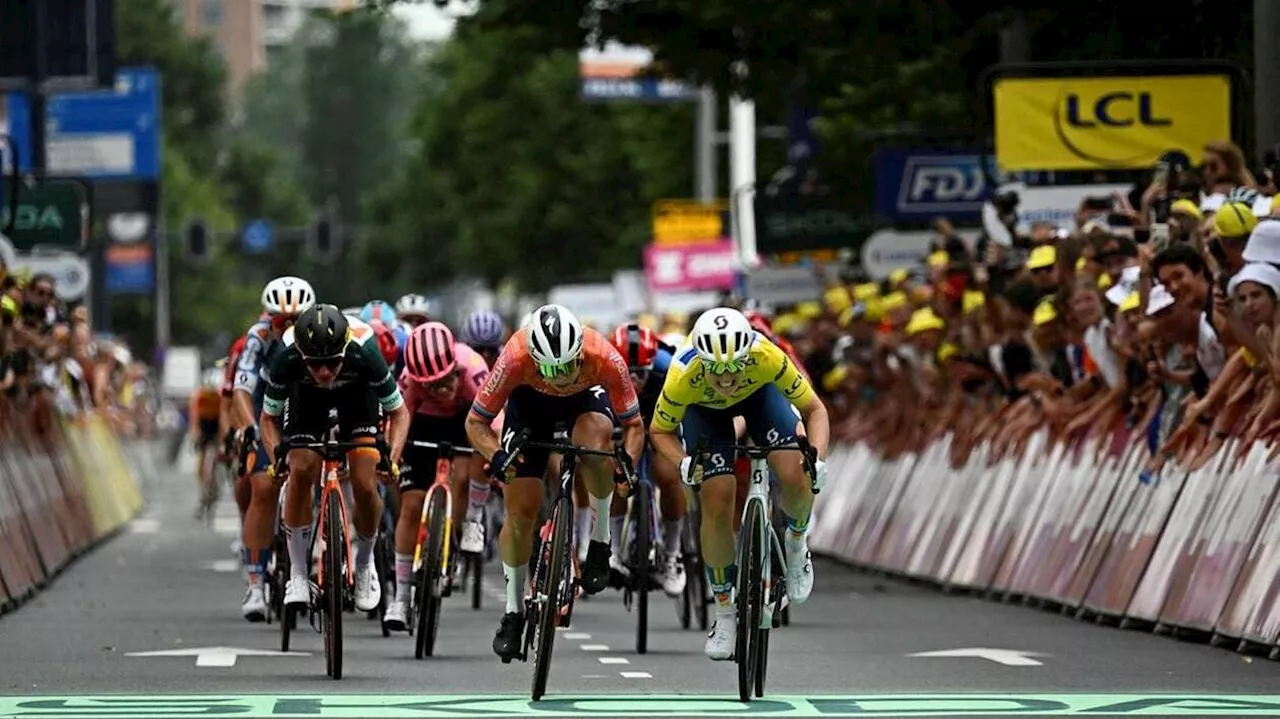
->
<box><xmin>648</xmin><ymin>307</ymin><xmax>831</xmax><ymax>662</ymax></box>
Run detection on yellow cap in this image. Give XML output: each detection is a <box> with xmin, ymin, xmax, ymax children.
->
<box><xmin>821</xmin><ymin>365</ymin><xmax>849</xmax><ymax>393</ymax></box>
<box><xmin>879</xmin><ymin>291</ymin><xmax>908</xmax><ymax>313</ymax></box>
<box><xmin>889</xmin><ymin>268</ymin><xmax>910</xmax><ymax>286</ymax></box>
<box><xmin>1033</xmin><ymin>298</ymin><xmax>1057</xmax><ymax>326</ymax></box>
<box><xmin>937</xmin><ymin>342</ymin><xmax>960</xmax><ymax>363</ymax></box>
<box><xmin>1026</xmin><ymin>245</ymin><xmax>1057</xmax><ymax>270</ymax></box>
<box><xmin>796</xmin><ymin>301</ymin><xmax>822</xmax><ymax>319</ymax></box>
<box><xmin>824</xmin><ymin>286</ymin><xmax>852</xmax><ymax>313</ymax></box>
<box><xmin>1075</xmin><ymin>256</ymin><xmax>1088</xmax><ymax>272</ymax></box>
<box><xmin>962</xmin><ymin>290</ymin><xmax>986</xmax><ymax>316</ymax></box>
<box><xmin>0</xmin><ymin>295</ymin><xmax>17</xmax><ymax>317</ymax></box>
<box><xmin>1170</xmin><ymin>198</ymin><xmax>1203</xmax><ymax>221</ymax></box>
<box><xmin>905</xmin><ymin>307</ymin><xmax>946</xmax><ymax>336</ymax></box>
<box><xmin>838</xmin><ymin>303</ymin><xmax>867</xmax><ymax>327</ymax></box>
<box><xmin>1214</xmin><ymin>201</ymin><xmax>1258</xmax><ymax>239</ymax></box>
<box><xmin>927</xmin><ymin>251</ymin><xmax>949</xmax><ymax>269</ymax></box>
<box><xmin>1119</xmin><ymin>290</ymin><xmax>1141</xmax><ymax>314</ymax></box>
<box><xmin>863</xmin><ymin>298</ymin><xmax>884</xmax><ymax>322</ymax></box>
<box><xmin>853</xmin><ymin>282</ymin><xmax>879</xmax><ymax>301</ymax></box>
<box><xmin>1097</xmin><ymin>273</ymin><xmax>1113</xmax><ymax>290</ymax></box>
<box><xmin>772</xmin><ymin>313</ymin><xmax>801</xmax><ymax>335</ymax></box>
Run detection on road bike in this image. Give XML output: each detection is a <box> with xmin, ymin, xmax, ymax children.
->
<box><xmin>402</xmin><ymin>440</ymin><xmax>473</xmax><ymax>659</ymax></box>
<box><xmin>618</xmin><ymin>449</ymin><xmax>661</xmax><ymax>654</ymax></box>
<box><xmin>688</xmin><ymin>437</ymin><xmax>817</xmax><ymax>702</ymax></box>
<box><xmin>272</xmin><ymin>425</ymin><xmax>392</xmax><ymax>680</ymax></box>
<box><xmin>496</xmin><ymin>428</ymin><xmax>636</xmax><ymax>701</ymax></box>
<box><xmin>678</xmin><ymin>487</ymin><xmax>711</xmax><ymax>633</ymax></box>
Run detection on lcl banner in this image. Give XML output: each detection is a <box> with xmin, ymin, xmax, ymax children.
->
<box><xmin>643</xmin><ymin>240</ymin><xmax>736</xmax><ymax>293</ymax></box>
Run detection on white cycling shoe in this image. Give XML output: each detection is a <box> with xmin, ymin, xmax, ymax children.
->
<box><xmin>705</xmin><ymin>612</ymin><xmax>737</xmax><ymax>660</ymax></box>
<box><xmin>284</xmin><ymin>576</ymin><xmax>310</xmax><ymax>607</ymax></box>
<box><xmin>660</xmin><ymin>554</ymin><xmax>686</xmax><ymax>596</ymax></box>
<box><xmin>354</xmin><ymin>565</ymin><xmax>382</xmax><ymax>612</ymax></box>
<box><xmin>459</xmin><ymin>520</ymin><xmax>485</xmax><ymax>554</ymax></box>
<box><xmin>785</xmin><ymin>538</ymin><xmax>814</xmax><ymax>605</ymax></box>
<box><xmin>241</xmin><ymin>585</ymin><xmax>267</xmax><ymax>622</ymax></box>
<box><xmin>384</xmin><ymin>601</ymin><xmax>409</xmax><ymax>632</ymax></box>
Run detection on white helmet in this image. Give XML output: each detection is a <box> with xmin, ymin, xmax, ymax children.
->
<box><xmin>691</xmin><ymin>307</ymin><xmax>754</xmax><ymax>365</ymax></box>
<box><xmin>395</xmin><ymin>293</ymin><xmax>431</xmax><ymax>318</ymax></box>
<box><xmin>526</xmin><ymin>304</ymin><xmax>583</xmax><ymax>367</ymax></box>
<box><xmin>262</xmin><ymin>276</ymin><xmax>316</xmax><ymax>316</ymax></box>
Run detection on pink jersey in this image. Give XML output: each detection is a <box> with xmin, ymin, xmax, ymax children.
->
<box><xmin>399</xmin><ymin>343</ymin><xmax>491</xmax><ymax>417</ymax></box>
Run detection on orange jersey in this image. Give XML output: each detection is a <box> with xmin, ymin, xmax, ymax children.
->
<box><xmin>191</xmin><ymin>388</ymin><xmax>222</xmax><ymax>421</ymax></box>
<box><xmin>470</xmin><ymin>327</ymin><xmax>641</xmax><ymax>423</ymax></box>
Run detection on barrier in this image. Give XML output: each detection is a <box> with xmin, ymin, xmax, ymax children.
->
<box><xmin>0</xmin><ymin>402</ymin><xmax>146</xmax><ymax>615</ymax></box>
<box><xmin>813</xmin><ymin>430</ymin><xmax>1280</xmax><ymax>656</ymax></box>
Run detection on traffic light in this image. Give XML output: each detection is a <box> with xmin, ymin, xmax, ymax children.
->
<box><xmin>307</xmin><ymin>216</ymin><xmax>340</xmax><ymax>263</ymax></box>
<box><xmin>186</xmin><ymin>218</ymin><xmax>209</xmax><ymax>263</ymax></box>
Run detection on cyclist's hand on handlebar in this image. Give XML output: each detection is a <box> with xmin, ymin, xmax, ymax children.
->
<box><xmin>486</xmin><ymin>448</ymin><xmax>518</xmax><ymax>483</ymax></box>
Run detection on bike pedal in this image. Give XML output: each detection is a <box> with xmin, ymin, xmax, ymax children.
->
<box><xmin>501</xmin><ymin>657</ymin><xmax>512</xmax><ymax>664</ymax></box>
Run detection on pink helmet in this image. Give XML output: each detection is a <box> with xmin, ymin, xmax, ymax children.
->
<box><xmin>405</xmin><ymin>321</ymin><xmax>457</xmax><ymax>383</ymax></box>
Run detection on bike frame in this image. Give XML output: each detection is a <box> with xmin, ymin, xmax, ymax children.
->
<box><xmin>408</xmin><ymin>441</ymin><xmax>474</xmax><ymax>578</ymax></box>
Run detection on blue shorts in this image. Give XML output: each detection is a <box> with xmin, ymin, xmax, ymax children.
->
<box><xmin>679</xmin><ymin>384</ymin><xmax>801</xmax><ymax>479</ymax></box>
<box><xmin>243</xmin><ymin>440</ymin><xmax>270</xmax><ymax>477</ymax></box>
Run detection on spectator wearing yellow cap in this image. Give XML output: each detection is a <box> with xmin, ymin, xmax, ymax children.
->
<box><xmin>1025</xmin><ymin>244</ymin><xmax>1058</xmax><ymax>297</ymax></box>
<box><xmin>1027</xmin><ymin>297</ymin><xmax>1076</xmax><ymax>391</ymax></box>
<box><xmin>1169</xmin><ymin>198</ymin><xmax>1203</xmax><ymax>245</ymax></box>
<box><xmin>996</xmin><ymin>280</ymin><xmax>1047</xmax><ymax>399</ymax></box>
<box><xmin>1210</xmin><ymin>200</ymin><xmax>1256</xmax><ymax>278</ymax></box>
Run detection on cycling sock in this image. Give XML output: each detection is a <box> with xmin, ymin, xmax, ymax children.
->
<box><xmin>466</xmin><ymin>480</ymin><xmax>490</xmax><ymax>521</ymax></box>
<box><xmin>353</xmin><ymin>534</ymin><xmax>375</xmax><ymax>569</ymax></box>
<box><xmin>503</xmin><ymin>563</ymin><xmax>528</xmax><ymax>615</ymax></box>
<box><xmin>785</xmin><ymin>514</ymin><xmax>810</xmax><ymax>549</ymax></box>
<box><xmin>575</xmin><ymin>507</ymin><xmax>591</xmax><ymax>551</ymax></box>
<box><xmin>663</xmin><ymin>518</ymin><xmax>684</xmax><ymax>557</ymax></box>
<box><xmin>241</xmin><ymin>548</ymin><xmax>256</xmax><ymax>583</ymax></box>
<box><xmin>249</xmin><ymin>549</ymin><xmax>271</xmax><ymax>587</ymax></box>
<box><xmin>609</xmin><ymin>515</ymin><xmax>624</xmax><ymax>557</ymax></box>
<box><xmin>706</xmin><ymin>564</ymin><xmax>736</xmax><ymax>611</ymax></box>
<box><xmin>394</xmin><ymin>552</ymin><xmax>413</xmax><ymax>603</ymax></box>
<box><xmin>285</xmin><ymin>524</ymin><xmax>312</xmax><ymax>579</ymax></box>
<box><xmin>590</xmin><ymin>491</ymin><xmax>613</xmax><ymax>543</ymax></box>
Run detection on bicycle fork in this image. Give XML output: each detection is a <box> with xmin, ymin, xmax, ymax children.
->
<box><xmin>745</xmin><ymin>458</ymin><xmax>787</xmax><ymax>631</ymax></box>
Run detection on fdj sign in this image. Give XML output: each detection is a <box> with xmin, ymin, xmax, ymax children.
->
<box><xmin>992</xmin><ymin>74</ymin><xmax>1232</xmax><ymax>171</ymax></box>
<box><xmin>0</xmin><ymin>180</ymin><xmax>88</xmax><ymax>251</ymax></box>
<box><xmin>872</xmin><ymin>149</ymin><xmax>994</xmax><ymax>221</ymax></box>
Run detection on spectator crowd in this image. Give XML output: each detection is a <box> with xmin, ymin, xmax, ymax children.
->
<box><xmin>748</xmin><ymin>141</ymin><xmax>1280</xmax><ymax>483</ymax></box>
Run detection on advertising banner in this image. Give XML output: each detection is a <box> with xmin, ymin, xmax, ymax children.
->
<box><xmin>1015</xmin><ymin>183</ymin><xmax>1132</xmax><ymax>231</ymax></box>
<box><xmin>993</xmin><ymin>74</ymin><xmax>1231</xmax><ymax>171</ymax></box>
<box><xmin>652</xmin><ymin>199</ymin><xmax>728</xmax><ymax>245</ymax></box>
<box><xmin>872</xmin><ymin>148</ymin><xmax>994</xmax><ymax>222</ymax></box>
<box><xmin>579</xmin><ymin>43</ymin><xmax>698</xmax><ymax>103</ymax></box>
<box><xmin>643</xmin><ymin>240</ymin><xmax>736</xmax><ymax>293</ymax></box>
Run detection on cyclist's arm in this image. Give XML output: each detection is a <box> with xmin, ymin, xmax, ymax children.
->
<box><xmin>600</xmin><ymin>343</ymin><xmax>645</xmax><ymax>464</ymax></box>
<box><xmin>649</xmin><ymin>369</ymin><xmax>692</xmax><ymax>467</ymax></box>
<box><xmin>362</xmin><ymin>344</ymin><xmax>409</xmax><ymax>463</ymax></box>
<box><xmin>258</xmin><ymin>347</ymin><xmax>292</xmax><ymax>467</ymax></box>
<box><xmin>465</xmin><ymin>346</ymin><xmax>522</xmax><ymax>462</ymax></box>
<box><xmin>232</xmin><ymin>331</ymin><xmax>266</xmax><ymax>429</ymax></box>
<box><xmin>769</xmin><ymin>348</ymin><xmax>829</xmax><ymax>460</ymax></box>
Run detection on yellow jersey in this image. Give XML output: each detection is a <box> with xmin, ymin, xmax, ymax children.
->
<box><xmin>651</xmin><ymin>334</ymin><xmax>815</xmax><ymax>432</ymax></box>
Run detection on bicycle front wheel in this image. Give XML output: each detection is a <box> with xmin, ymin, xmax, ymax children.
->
<box><xmin>414</xmin><ymin>489</ymin><xmax>447</xmax><ymax>659</ymax></box>
<box><xmin>324</xmin><ymin>490</ymin><xmax>345</xmax><ymax>680</ymax></box>
<box><xmin>632</xmin><ymin>481</ymin><xmax>652</xmax><ymax>654</ymax></box>
<box><xmin>531</xmin><ymin>495</ymin><xmax>571</xmax><ymax>701</ymax></box>
<box><xmin>736</xmin><ymin>500</ymin><xmax>765</xmax><ymax>702</ymax></box>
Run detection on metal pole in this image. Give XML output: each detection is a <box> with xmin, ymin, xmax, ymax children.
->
<box><xmin>154</xmin><ymin>203</ymin><xmax>169</xmax><ymax>358</ymax></box>
<box><xmin>729</xmin><ymin>64</ymin><xmax>757</xmax><ymax>268</ymax></box>
<box><xmin>1255</xmin><ymin>0</ymin><xmax>1280</xmax><ymax>157</ymax></box>
<box><xmin>31</xmin><ymin>0</ymin><xmax>48</xmax><ymax>172</ymax></box>
<box><xmin>695</xmin><ymin>86</ymin><xmax>717</xmax><ymax>201</ymax></box>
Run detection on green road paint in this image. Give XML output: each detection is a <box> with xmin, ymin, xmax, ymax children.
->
<box><xmin>6</xmin><ymin>694</ymin><xmax>1280</xmax><ymax>717</ymax></box>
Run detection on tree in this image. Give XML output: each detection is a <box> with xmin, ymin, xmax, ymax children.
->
<box><xmin>369</xmin><ymin>23</ymin><xmax>695</xmax><ymax>294</ymax></box>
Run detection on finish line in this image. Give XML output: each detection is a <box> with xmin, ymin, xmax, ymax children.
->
<box><xmin>5</xmin><ymin>694</ymin><xmax>1280</xmax><ymax>717</ymax></box>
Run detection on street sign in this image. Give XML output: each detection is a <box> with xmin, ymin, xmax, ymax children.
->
<box><xmin>242</xmin><ymin>219</ymin><xmax>274</xmax><ymax>254</ymax></box>
<box><xmin>0</xmin><ymin>179</ymin><xmax>88</xmax><ymax>251</ymax></box>
<box><xmin>105</xmin><ymin>243</ymin><xmax>153</xmax><ymax>294</ymax></box>
<box><xmin>652</xmin><ymin>199</ymin><xmax>728</xmax><ymax>245</ymax></box>
<box><xmin>5</xmin><ymin>66</ymin><xmax>160</xmax><ymax>179</ymax></box>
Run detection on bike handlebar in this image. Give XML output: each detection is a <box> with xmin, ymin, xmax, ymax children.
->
<box><xmin>689</xmin><ymin>436</ymin><xmax>819</xmax><ymax>494</ymax></box>
<box><xmin>496</xmin><ymin>427</ymin><xmax>637</xmax><ymax>487</ymax></box>
<box><xmin>410</xmin><ymin>440</ymin><xmax>476</xmax><ymax>455</ymax></box>
<box><xmin>271</xmin><ymin>436</ymin><xmax>395</xmax><ymax>477</ymax></box>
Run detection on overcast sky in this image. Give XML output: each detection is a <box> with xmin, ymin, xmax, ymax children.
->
<box><xmin>392</xmin><ymin>2</ymin><xmax>459</xmax><ymax>41</ymax></box>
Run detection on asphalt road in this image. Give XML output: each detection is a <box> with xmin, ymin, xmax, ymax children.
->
<box><xmin>1</xmin><ymin>449</ymin><xmax>1279</xmax><ymax>717</ymax></box>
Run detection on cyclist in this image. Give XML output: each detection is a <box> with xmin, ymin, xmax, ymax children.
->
<box><xmin>649</xmin><ymin>307</ymin><xmax>830</xmax><ymax>660</ymax></box>
<box><xmin>362</xmin><ymin>300</ymin><xmax>409</xmax><ymax>373</ymax></box>
<box><xmin>230</xmin><ymin>277</ymin><xmax>315</xmax><ymax>621</ymax></box>
<box><xmin>262</xmin><ymin>304</ymin><xmax>410</xmax><ymax>613</ymax></box>
<box><xmin>383</xmin><ymin>321</ymin><xmax>491</xmax><ymax>631</ymax></box>
<box><xmin>464</xmin><ymin>304</ymin><xmax>644</xmax><ymax>660</ymax></box>
<box><xmin>461</xmin><ymin>309</ymin><xmax>506</xmax><ymax>369</ymax></box>
<box><xmin>743</xmin><ymin>309</ymin><xmax>808</xmax><ymax>380</ymax></box>
<box><xmin>188</xmin><ymin>368</ymin><xmax>224</xmax><ymax>516</ymax></box>
<box><xmin>606</xmin><ymin>322</ymin><xmax>686</xmax><ymax>596</ymax></box>
<box><xmin>395</xmin><ymin>294</ymin><xmax>433</xmax><ymax>328</ymax></box>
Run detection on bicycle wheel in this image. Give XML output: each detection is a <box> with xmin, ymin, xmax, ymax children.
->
<box><xmin>470</xmin><ymin>552</ymin><xmax>483</xmax><ymax>610</ymax></box>
<box><xmin>324</xmin><ymin>491</ymin><xmax>345</xmax><ymax>680</ymax></box>
<box><xmin>682</xmin><ymin>503</ymin><xmax>709</xmax><ymax>632</ymax></box>
<box><xmin>757</xmin><ymin>541</ymin><xmax>785</xmax><ymax>698</ymax></box>
<box><xmin>736</xmin><ymin>499</ymin><xmax>765</xmax><ymax>703</ymax></box>
<box><xmin>632</xmin><ymin>481</ymin><xmax>652</xmax><ymax>654</ymax></box>
<box><xmin>414</xmin><ymin>489</ymin><xmax>447</xmax><ymax>659</ymax></box>
<box><xmin>531</xmin><ymin>495</ymin><xmax>571</xmax><ymax>701</ymax></box>
<box><xmin>374</xmin><ymin>532</ymin><xmax>392</xmax><ymax>636</ymax></box>
<box><xmin>275</xmin><ymin>524</ymin><xmax>293</xmax><ymax>651</ymax></box>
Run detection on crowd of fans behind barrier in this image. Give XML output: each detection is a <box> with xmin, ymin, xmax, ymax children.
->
<box><xmin>726</xmin><ymin>141</ymin><xmax>1280</xmax><ymax>481</ymax></box>
<box><xmin>0</xmin><ymin>258</ymin><xmax>153</xmax><ymax>439</ymax></box>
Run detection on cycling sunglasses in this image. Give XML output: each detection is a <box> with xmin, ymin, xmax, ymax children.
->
<box><xmin>304</xmin><ymin>356</ymin><xmax>343</xmax><ymax>371</ymax></box>
<box><xmin>537</xmin><ymin>358</ymin><xmax>581</xmax><ymax>379</ymax></box>
<box><xmin>705</xmin><ymin>358</ymin><xmax>745</xmax><ymax>375</ymax></box>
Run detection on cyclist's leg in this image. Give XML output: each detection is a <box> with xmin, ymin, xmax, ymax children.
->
<box><xmin>568</xmin><ymin>385</ymin><xmax>619</xmax><ymax>595</ymax></box>
<box><xmin>281</xmin><ymin>388</ymin><xmax>326</xmax><ymax>605</ymax></box>
<box><xmin>388</xmin><ymin>412</ymin><xmax>451</xmax><ymax>620</ymax></box>
<box><xmin>742</xmin><ymin>386</ymin><xmax>814</xmax><ymax>604</ymax></box>
<box><xmin>680</xmin><ymin>404</ymin><xmax>739</xmax><ymax>658</ymax></box>
<box><xmin>492</xmin><ymin>388</ymin><xmax>554</xmax><ymax>657</ymax></box>
<box><xmin>240</xmin><ymin>440</ymin><xmax>275</xmax><ymax>620</ymax></box>
<box><xmin>649</xmin><ymin>440</ymin><xmax>688</xmax><ymax>594</ymax></box>
<box><xmin>606</xmin><ymin>426</ymin><xmax>626</xmax><ymax>568</ymax></box>
<box><xmin>338</xmin><ymin>386</ymin><xmax>384</xmax><ymax>611</ymax></box>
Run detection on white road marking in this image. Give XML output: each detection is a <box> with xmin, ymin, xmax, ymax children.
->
<box><xmin>201</xmin><ymin>559</ymin><xmax>242</xmax><ymax>573</ymax></box>
<box><xmin>579</xmin><ymin>644</ymin><xmax>610</xmax><ymax>651</ymax></box>
<box><xmin>909</xmin><ymin>648</ymin><xmax>1047</xmax><ymax>667</ymax></box>
<box><xmin>129</xmin><ymin>518</ymin><xmax>160</xmax><ymax>534</ymax></box>
<box><xmin>563</xmin><ymin>632</ymin><xmax>591</xmax><ymax>640</ymax></box>
<box><xmin>620</xmin><ymin>671</ymin><xmax>652</xmax><ymax>678</ymax></box>
<box><xmin>126</xmin><ymin>646</ymin><xmax>310</xmax><ymax>668</ymax></box>
<box><xmin>598</xmin><ymin>657</ymin><xmax>629</xmax><ymax>665</ymax></box>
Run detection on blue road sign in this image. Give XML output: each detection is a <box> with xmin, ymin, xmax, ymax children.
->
<box><xmin>242</xmin><ymin>219</ymin><xmax>274</xmax><ymax>254</ymax></box>
<box><xmin>580</xmin><ymin>77</ymin><xmax>698</xmax><ymax>103</ymax></box>
<box><xmin>5</xmin><ymin>66</ymin><xmax>160</xmax><ymax>180</ymax></box>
